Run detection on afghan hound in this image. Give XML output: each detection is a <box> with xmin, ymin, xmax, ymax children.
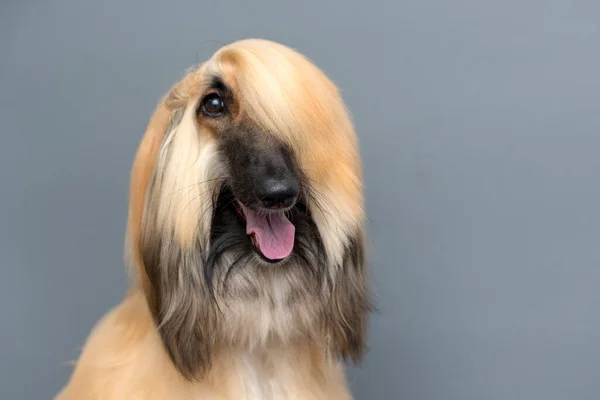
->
<box><xmin>56</xmin><ymin>38</ymin><xmax>371</xmax><ymax>400</ymax></box>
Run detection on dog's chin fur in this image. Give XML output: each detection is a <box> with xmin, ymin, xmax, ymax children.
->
<box><xmin>56</xmin><ymin>39</ymin><xmax>371</xmax><ymax>400</ymax></box>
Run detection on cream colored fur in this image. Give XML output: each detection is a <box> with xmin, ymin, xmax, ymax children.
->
<box><xmin>56</xmin><ymin>39</ymin><xmax>368</xmax><ymax>400</ymax></box>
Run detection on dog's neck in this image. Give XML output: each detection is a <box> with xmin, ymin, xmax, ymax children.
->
<box><xmin>203</xmin><ymin>341</ymin><xmax>342</xmax><ymax>400</ymax></box>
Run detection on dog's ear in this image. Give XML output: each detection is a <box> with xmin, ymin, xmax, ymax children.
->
<box><xmin>139</xmin><ymin>218</ymin><xmax>217</xmax><ymax>381</ymax></box>
<box><xmin>125</xmin><ymin>70</ymin><xmax>198</xmax><ymax>295</ymax></box>
<box><xmin>329</xmin><ymin>227</ymin><xmax>371</xmax><ymax>363</ymax></box>
<box><xmin>127</xmin><ymin>76</ymin><xmax>218</xmax><ymax>381</ymax></box>
<box><xmin>126</xmin><ymin>98</ymin><xmax>172</xmax><ymax>300</ymax></box>
<box><xmin>136</xmin><ymin>116</ymin><xmax>219</xmax><ymax>381</ymax></box>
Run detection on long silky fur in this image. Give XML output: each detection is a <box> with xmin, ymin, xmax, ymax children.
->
<box><xmin>140</xmin><ymin>107</ymin><xmax>370</xmax><ymax>379</ymax></box>
<box><xmin>56</xmin><ymin>39</ymin><xmax>371</xmax><ymax>399</ymax></box>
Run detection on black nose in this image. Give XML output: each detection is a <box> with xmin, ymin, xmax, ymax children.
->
<box><xmin>256</xmin><ymin>177</ymin><xmax>299</xmax><ymax>209</ymax></box>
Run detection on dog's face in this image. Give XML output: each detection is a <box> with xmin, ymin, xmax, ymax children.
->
<box><xmin>127</xmin><ymin>39</ymin><xmax>370</xmax><ymax>380</ymax></box>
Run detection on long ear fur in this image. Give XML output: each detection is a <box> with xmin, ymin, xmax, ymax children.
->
<box><xmin>126</xmin><ymin>74</ymin><xmax>220</xmax><ymax>380</ymax></box>
<box><xmin>140</xmin><ymin>214</ymin><xmax>218</xmax><ymax>381</ymax></box>
<box><xmin>125</xmin><ymin>99</ymin><xmax>172</xmax><ymax>300</ymax></box>
<box><xmin>329</xmin><ymin>227</ymin><xmax>371</xmax><ymax>363</ymax></box>
<box><xmin>125</xmin><ymin>71</ymin><xmax>200</xmax><ymax>294</ymax></box>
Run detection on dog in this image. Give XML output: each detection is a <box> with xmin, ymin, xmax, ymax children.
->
<box><xmin>56</xmin><ymin>38</ymin><xmax>371</xmax><ymax>400</ymax></box>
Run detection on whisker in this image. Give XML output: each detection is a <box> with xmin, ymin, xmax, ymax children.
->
<box><xmin>178</xmin><ymin>185</ymin><xmax>225</xmax><ymax>219</ymax></box>
<box><xmin>169</xmin><ymin>178</ymin><xmax>227</xmax><ymax>195</ymax></box>
<box><xmin>169</xmin><ymin>179</ymin><xmax>227</xmax><ymax>208</ymax></box>
<box><xmin>301</xmin><ymin>184</ymin><xmax>337</xmax><ymax>225</ymax></box>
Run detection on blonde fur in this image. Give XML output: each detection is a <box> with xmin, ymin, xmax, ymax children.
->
<box><xmin>56</xmin><ymin>39</ymin><xmax>369</xmax><ymax>400</ymax></box>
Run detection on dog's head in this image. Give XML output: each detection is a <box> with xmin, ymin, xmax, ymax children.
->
<box><xmin>126</xmin><ymin>39</ymin><xmax>370</xmax><ymax>379</ymax></box>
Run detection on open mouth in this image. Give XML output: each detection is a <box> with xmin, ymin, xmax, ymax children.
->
<box><xmin>232</xmin><ymin>197</ymin><xmax>296</xmax><ymax>263</ymax></box>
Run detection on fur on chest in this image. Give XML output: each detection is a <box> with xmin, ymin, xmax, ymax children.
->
<box><xmin>196</xmin><ymin>347</ymin><xmax>346</xmax><ymax>400</ymax></box>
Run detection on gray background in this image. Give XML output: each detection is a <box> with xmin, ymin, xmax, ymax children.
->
<box><xmin>2</xmin><ymin>0</ymin><xmax>600</xmax><ymax>399</ymax></box>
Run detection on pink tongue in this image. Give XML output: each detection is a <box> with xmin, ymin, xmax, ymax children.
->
<box><xmin>240</xmin><ymin>204</ymin><xmax>295</xmax><ymax>260</ymax></box>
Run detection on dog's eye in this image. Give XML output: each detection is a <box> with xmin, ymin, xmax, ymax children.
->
<box><xmin>199</xmin><ymin>93</ymin><xmax>226</xmax><ymax>117</ymax></box>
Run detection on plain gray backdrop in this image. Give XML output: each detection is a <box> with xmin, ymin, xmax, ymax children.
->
<box><xmin>2</xmin><ymin>0</ymin><xmax>600</xmax><ymax>399</ymax></box>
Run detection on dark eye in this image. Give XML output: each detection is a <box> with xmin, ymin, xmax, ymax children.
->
<box><xmin>199</xmin><ymin>93</ymin><xmax>225</xmax><ymax>117</ymax></box>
